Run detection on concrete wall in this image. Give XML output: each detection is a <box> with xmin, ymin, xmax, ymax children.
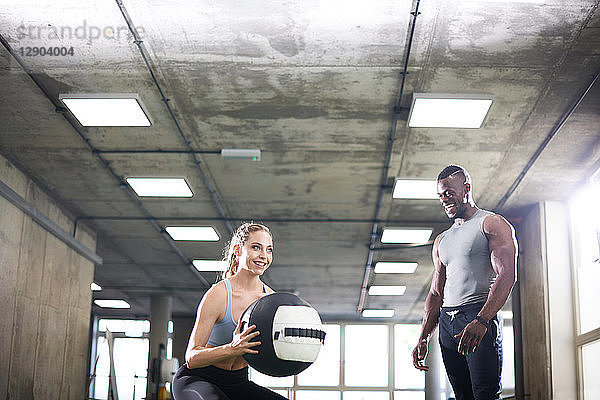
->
<box><xmin>0</xmin><ymin>155</ymin><xmax>97</xmax><ymax>400</ymax></box>
<box><xmin>517</xmin><ymin>201</ymin><xmax>577</xmax><ymax>399</ymax></box>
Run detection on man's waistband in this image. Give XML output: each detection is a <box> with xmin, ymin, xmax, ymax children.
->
<box><xmin>441</xmin><ymin>301</ymin><xmax>486</xmax><ymax>312</ymax></box>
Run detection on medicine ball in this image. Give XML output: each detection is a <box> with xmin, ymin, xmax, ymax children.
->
<box><xmin>240</xmin><ymin>292</ymin><xmax>326</xmax><ymax>377</ymax></box>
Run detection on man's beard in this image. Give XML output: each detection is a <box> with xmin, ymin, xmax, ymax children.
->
<box><xmin>452</xmin><ymin>203</ymin><xmax>468</xmax><ymax>220</ymax></box>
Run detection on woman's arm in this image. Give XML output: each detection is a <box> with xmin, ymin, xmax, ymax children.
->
<box><xmin>184</xmin><ymin>283</ymin><xmax>262</xmax><ymax>369</ymax></box>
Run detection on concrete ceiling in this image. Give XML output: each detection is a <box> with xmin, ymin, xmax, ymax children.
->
<box><xmin>1</xmin><ymin>0</ymin><xmax>599</xmax><ymax>321</ymax></box>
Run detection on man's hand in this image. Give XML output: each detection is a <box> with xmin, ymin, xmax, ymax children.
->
<box><xmin>454</xmin><ymin>319</ymin><xmax>487</xmax><ymax>355</ymax></box>
<box><xmin>412</xmin><ymin>339</ymin><xmax>429</xmax><ymax>371</ymax></box>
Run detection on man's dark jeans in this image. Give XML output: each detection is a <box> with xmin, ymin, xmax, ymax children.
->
<box><xmin>439</xmin><ymin>302</ymin><xmax>503</xmax><ymax>400</ymax></box>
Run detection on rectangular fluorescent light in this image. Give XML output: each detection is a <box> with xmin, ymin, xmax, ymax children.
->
<box><xmin>126</xmin><ymin>177</ymin><xmax>193</xmax><ymax>197</ymax></box>
<box><xmin>374</xmin><ymin>262</ymin><xmax>418</xmax><ymax>274</ymax></box>
<box><xmin>165</xmin><ymin>226</ymin><xmax>220</xmax><ymax>241</ymax></box>
<box><xmin>91</xmin><ymin>282</ymin><xmax>102</xmax><ymax>291</ymax></box>
<box><xmin>221</xmin><ymin>149</ymin><xmax>261</xmax><ymax>161</ymax></box>
<box><xmin>94</xmin><ymin>300</ymin><xmax>130</xmax><ymax>308</ymax></box>
<box><xmin>362</xmin><ymin>309</ymin><xmax>395</xmax><ymax>318</ymax></box>
<box><xmin>368</xmin><ymin>286</ymin><xmax>407</xmax><ymax>296</ymax></box>
<box><xmin>408</xmin><ymin>93</ymin><xmax>493</xmax><ymax>128</ymax></box>
<box><xmin>59</xmin><ymin>93</ymin><xmax>152</xmax><ymax>126</ymax></box>
<box><xmin>393</xmin><ymin>179</ymin><xmax>438</xmax><ymax>199</ymax></box>
<box><xmin>381</xmin><ymin>228</ymin><xmax>433</xmax><ymax>244</ymax></box>
<box><xmin>192</xmin><ymin>259</ymin><xmax>228</xmax><ymax>272</ymax></box>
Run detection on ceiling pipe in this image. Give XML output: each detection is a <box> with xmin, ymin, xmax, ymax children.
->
<box><xmin>0</xmin><ymin>33</ymin><xmax>209</xmax><ymax>289</ymax></box>
<box><xmin>495</xmin><ymin>67</ymin><xmax>600</xmax><ymax>210</ymax></box>
<box><xmin>93</xmin><ymin>149</ymin><xmax>221</xmax><ymax>155</ymax></box>
<box><xmin>115</xmin><ymin>0</ymin><xmax>234</xmax><ymax>236</ymax></box>
<box><xmin>120</xmin><ymin>186</ymin><xmax>210</xmax><ymax>287</ymax></box>
<box><xmin>76</xmin><ymin>215</ymin><xmax>444</xmax><ymax>224</ymax></box>
<box><xmin>357</xmin><ymin>0</ymin><xmax>422</xmax><ymax>314</ymax></box>
<box><xmin>113</xmin><ymin>0</ymin><xmax>289</xmax><ymax>289</ymax></box>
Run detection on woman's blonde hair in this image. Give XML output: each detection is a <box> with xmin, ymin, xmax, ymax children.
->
<box><xmin>222</xmin><ymin>223</ymin><xmax>272</xmax><ymax>280</ymax></box>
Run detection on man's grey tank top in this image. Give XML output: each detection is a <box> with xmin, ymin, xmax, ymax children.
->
<box><xmin>438</xmin><ymin>209</ymin><xmax>496</xmax><ymax>307</ymax></box>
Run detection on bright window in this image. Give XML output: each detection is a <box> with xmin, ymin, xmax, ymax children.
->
<box><xmin>344</xmin><ymin>391</ymin><xmax>389</xmax><ymax>400</ymax></box>
<box><xmin>98</xmin><ymin>319</ymin><xmax>150</xmax><ymax>334</ymax></box>
<box><xmin>93</xmin><ymin>337</ymin><xmax>149</xmax><ymax>400</ymax></box>
<box><xmin>93</xmin><ymin>337</ymin><xmax>110</xmax><ymax>400</ymax></box>
<box><xmin>570</xmin><ymin>187</ymin><xmax>600</xmax><ymax>334</ymax></box>
<box><xmin>501</xmin><ymin>324</ymin><xmax>515</xmax><ymax>395</ymax></box>
<box><xmin>394</xmin><ymin>324</ymin><xmax>424</xmax><ymax>389</ymax></box>
<box><xmin>271</xmin><ymin>389</ymin><xmax>290</xmax><ymax>397</ymax></box>
<box><xmin>91</xmin><ymin>319</ymin><xmax>174</xmax><ymax>400</ymax></box>
<box><xmin>569</xmin><ymin>183</ymin><xmax>600</xmax><ymax>400</ymax></box>
<box><xmin>113</xmin><ymin>338</ymin><xmax>150</xmax><ymax>400</ymax></box>
<box><xmin>296</xmin><ymin>391</ymin><xmax>340</xmax><ymax>400</ymax></box>
<box><xmin>393</xmin><ymin>391</ymin><xmax>425</xmax><ymax>400</ymax></box>
<box><xmin>345</xmin><ymin>325</ymin><xmax>388</xmax><ymax>387</ymax></box>
<box><xmin>297</xmin><ymin>324</ymin><xmax>340</xmax><ymax>386</ymax></box>
<box><xmin>582</xmin><ymin>339</ymin><xmax>600</xmax><ymax>399</ymax></box>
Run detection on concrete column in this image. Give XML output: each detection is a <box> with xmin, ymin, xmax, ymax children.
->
<box><xmin>518</xmin><ymin>201</ymin><xmax>577</xmax><ymax>400</ymax></box>
<box><xmin>172</xmin><ymin>317</ymin><xmax>195</xmax><ymax>365</ymax></box>
<box><xmin>425</xmin><ymin>330</ymin><xmax>442</xmax><ymax>400</ymax></box>
<box><xmin>147</xmin><ymin>295</ymin><xmax>172</xmax><ymax>400</ymax></box>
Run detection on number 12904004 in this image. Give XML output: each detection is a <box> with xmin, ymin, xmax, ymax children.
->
<box><xmin>18</xmin><ymin>46</ymin><xmax>74</xmax><ymax>56</ymax></box>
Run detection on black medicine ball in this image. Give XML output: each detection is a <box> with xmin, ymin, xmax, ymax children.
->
<box><xmin>240</xmin><ymin>292</ymin><xmax>326</xmax><ymax>377</ymax></box>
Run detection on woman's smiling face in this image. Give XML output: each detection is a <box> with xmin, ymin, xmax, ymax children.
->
<box><xmin>238</xmin><ymin>229</ymin><xmax>273</xmax><ymax>275</ymax></box>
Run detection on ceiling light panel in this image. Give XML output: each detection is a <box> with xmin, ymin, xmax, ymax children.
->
<box><xmin>368</xmin><ymin>285</ymin><xmax>407</xmax><ymax>296</ymax></box>
<box><xmin>393</xmin><ymin>179</ymin><xmax>438</xmax><ymax>199</ymax></box>
<box><xmin>94</xmin><ymin>300</ymin><xmax>130</xmax><ymax>308</ymax></box>
<box><xmin>408</xmin><ymin>93</ymin><xmax>493</xmax><ymax>128</ymax></box>
<box><xmin>59</xmin><ymin>93</ymin><xmax>152</xmax><ymax>126</ymax></box>
<box><xmin>165</xmin><ymin>226</ymin><xmax>220</xmax><ymax>241</ymax></box>
<box><xmin>374</xmin><ymin>262</ymin><xmax>418</xmax><ymax>274</ymax></box>
<box><xmin>192</xmin><ymin>260</ymin><xmax>228</xmax><ymax>272</ymax></box>
<box><xmin>126</xmin><ymin>177</ymin><xmax>193</xmax><ymax>197</ymax></box>
<box><xmin>362</xmin><ymin>309</ymin><xmax>395</xmax><ymax>318</ymax></box>
<box><xmin>381</xmin><ymin>228</ymin><xmax>433</xmax><ymax>244</ymax></box>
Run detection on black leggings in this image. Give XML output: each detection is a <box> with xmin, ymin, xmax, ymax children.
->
<box><xmin>172</xmin><ymin>364</ymin><xmax>288</xmax><ymax>400</ymax></box>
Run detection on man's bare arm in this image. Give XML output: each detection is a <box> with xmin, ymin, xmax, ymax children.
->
<box><xmin>478</xmin><ymin>214</ymin><xmax>518</xmax><ymax>322</ymax></box>
<box><xmin>413</xmin><ymin>235</ymin><xmax>446</xmax><ymax>370</ymax></box>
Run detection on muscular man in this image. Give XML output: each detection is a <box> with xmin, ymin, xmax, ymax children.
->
<box><xmin>412</xmin><ymin>165</ymin><xmax>518</xmax><ymax>400</ymax></box>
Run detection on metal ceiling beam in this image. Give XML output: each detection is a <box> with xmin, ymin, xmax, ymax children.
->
<box><xmin>93</xmin><ymin>149</ymin><xmax>221</xmax><ymax>155</ymax></box>
<box><xmin>77</xmin><ymin>215</ymin><xmax>444</xmax><ymax>224</ymax></box>
<box><xmin>357</xmin><ymin>0</ymin><xmax>422</xmax><ymax>314</ymax></box>
<box><xmin>114</xmin><ymin>0</ymin><xmax>234</xmax><ymax>236</ymax></box>
<box><xmin>495</xmin><ymin>67</ymin><xmax>600</xmax><ymax>210</ymax></box>
<box><xmin>0</xmin><ymin>32</ymin><xmax>209</xmax><ymax>289</ymax></box>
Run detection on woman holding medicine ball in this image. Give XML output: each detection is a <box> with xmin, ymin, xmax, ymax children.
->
<box><xmin>172</xmin><ymin>223</ymin><xmax>287</xmax><ymax>400</ymax></box>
